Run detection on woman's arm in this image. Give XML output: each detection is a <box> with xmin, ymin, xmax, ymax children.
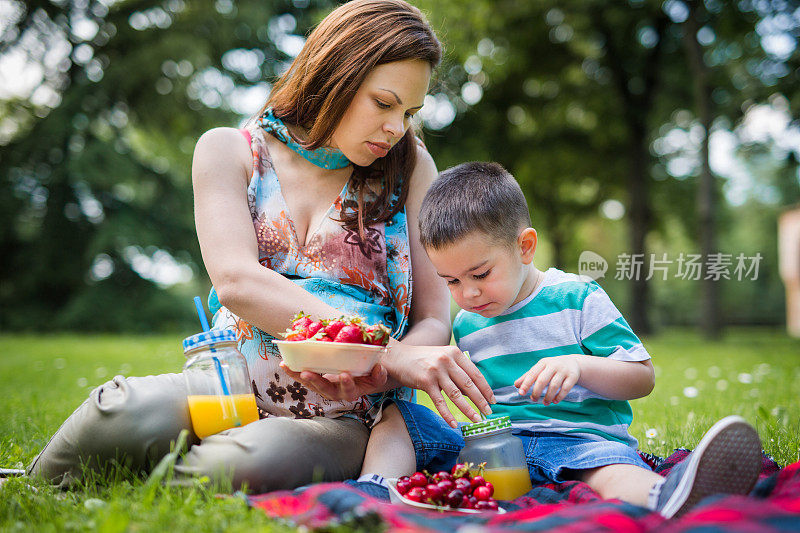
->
<box><xmin>192</xmin><ymin>127</ymin><xmax>344</xmax><ymax>336</ymax></box>
<box><xmin>381</xmin><ymin>146</ymin><xmax>495</xmax><ymax>427</ymax></box>
<box><xmin>281</xmin><ymin>145</ymin><xmax>495</xmax><ymax>427</ymax></box>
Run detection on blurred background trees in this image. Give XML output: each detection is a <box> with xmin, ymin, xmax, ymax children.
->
<box><xmin>1</xmin><ymin>0</ymin><xmax>798</xmax><ymax>336</ymax></box>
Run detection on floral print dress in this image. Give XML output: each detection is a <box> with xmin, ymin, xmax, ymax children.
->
<box><xmin>209</xmin><ymin>126</ymin><xmax>413</xmax><ymax>425</ymax></box>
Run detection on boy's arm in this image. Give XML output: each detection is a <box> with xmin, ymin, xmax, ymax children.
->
<box><xmin>515</xmin><ymin>355</ymin><xmax>653</xmax><ymax>404</ymax></box>
<box><xmin>574</xmin><ymin>281</ymin><xmax>654</xmax><ymax>399</ymax></box>
<box><xmin>516</xmin><ymin>281</ymin><xmax>655</xmax><ymax>404</ymax></box>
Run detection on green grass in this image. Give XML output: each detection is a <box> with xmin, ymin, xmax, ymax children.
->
<box><xmin>1</xmin><ymin>329</ymin><xmax>799</xmax><ymax>530</ymax></box>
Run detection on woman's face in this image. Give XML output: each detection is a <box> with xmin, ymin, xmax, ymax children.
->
<box><xmin>331</xmin><ymin>59</ymin><xmax>431</xmax><ymax>166</ymax></box>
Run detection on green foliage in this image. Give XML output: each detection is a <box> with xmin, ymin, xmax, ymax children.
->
<box><xmin>414</xmin><ymin>0</ymin><xmax>798</xmax><ymax>329</ymax></box>
<box><xmin>0</xmin><ymin>0</ymin><xmax>334</xmax><ymax>332</ymax></box>
<box><xmin>1</xmin><ymin>0</ymin><xmax>797</xmax><ymax>332</ymax></box>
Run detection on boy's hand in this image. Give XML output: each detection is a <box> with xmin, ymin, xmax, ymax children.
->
<box><xmin>514</xmin><ymin>355</ymin><xmax>581</xmax><ymax>405</ymax></box>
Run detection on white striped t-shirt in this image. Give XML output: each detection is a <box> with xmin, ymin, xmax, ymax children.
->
<box><xmin>453</xmin><ymin>268</ymin><xmax>650</xmax><ymax>447</ymax></box>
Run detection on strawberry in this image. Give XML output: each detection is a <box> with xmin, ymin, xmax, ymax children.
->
<box><xmin>284</xmin><ymin>329</ymin><xmax>308</xmax><ymax>341</ymax></box>
<box><xmin>324</xmin><ymin>318</ymin><xmax>347</xmax><ymax>339</ymax></box>
<box><xmin>334</xmin><ymin>324</ymin><xmax>366</xmax><ymax>344</ymax></box>
<box><xmin>283</xmin><ymin>312</ymin><xmax>313</xmax><ymax>341</ymax></box>
<box><xmin>310</xmin><ymin>329</ymin><xmax>334</xmax><ymax>342</ymax></box>
<box><xmin>307</xmin><ymin>320</ymin><xmax>324</xmax><ymax>338</ymax></box>
<box><xmin>365</xmin><ymin>323</ymin><xmax>391</xmax><ymax>346</ymax></box>
<box><xmin>290</xmin><ymin>312</ymin><xmax>312</xmax><ymax>330</ymax></box>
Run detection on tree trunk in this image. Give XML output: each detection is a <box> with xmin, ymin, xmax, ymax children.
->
<box><xmin>551</xmin><ymin>227</ymin><xmax>564</xmax><ymax>271</ymax></box>
<box><xmin>628</xmin><ymin>123</ymin><xmax>652</xmax><ymax>334</ymax></box>
<box><xmin>591</xmin><ymin>7</ymin><xmax>668</xmax><ymax>336</ymax></box>
<box><xmin>683</xmin><ymin>2</ymin><xmax>721</xmax><ymax>338</ymax></box>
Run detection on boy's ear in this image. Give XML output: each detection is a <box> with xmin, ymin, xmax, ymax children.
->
<box><xmin>518</xmin><ymin>227</ymin><xmax>537</xmax><ymax>264</ymax></box>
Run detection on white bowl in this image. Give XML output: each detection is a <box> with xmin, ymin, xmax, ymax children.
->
<box><xmin>386</xmin><ymin>479</ymin><xmax>506</xmax><ymax>514</ymax></box>
<box><xmin>271</xmin><ymin>339</ymin><xmax>386</xmax><ymax>376</ymax></box>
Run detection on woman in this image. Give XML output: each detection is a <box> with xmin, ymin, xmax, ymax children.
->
<box><xmin>28</xmin><ymin>0</ymin><xmax>493</xmax><ymax>492</ymax></box>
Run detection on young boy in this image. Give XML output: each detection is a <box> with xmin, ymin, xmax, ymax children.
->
<box><xmin>356</xmin><ymin>162</ymin><xmax>763</xmax><ymax>519</ymax></box>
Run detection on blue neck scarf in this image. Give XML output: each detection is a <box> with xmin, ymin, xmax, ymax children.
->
<box><xmin>257</xmin><ymin>109</ymin><xmax>351</xmax><ymax>170</ymax></box>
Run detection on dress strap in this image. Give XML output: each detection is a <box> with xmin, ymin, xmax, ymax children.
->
<box><xmin>239</xmin><ymin>128</ymin><xmax>252</xmax><ymax>146</ymax></box>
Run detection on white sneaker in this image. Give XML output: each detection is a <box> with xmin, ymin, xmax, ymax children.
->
<box><xmin>649</xmin><ymin>415</ymin><xmax>762</xmax><ymax>519</ymax></box>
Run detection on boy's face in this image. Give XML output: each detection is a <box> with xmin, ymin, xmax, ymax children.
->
<box><xmin>426</xmin><ymin>230</ymin><xmax>537</xmax><ymax>318</ymax></box>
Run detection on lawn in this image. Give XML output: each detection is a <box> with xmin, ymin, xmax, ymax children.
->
<box><xmin>1</xmin><ymin>329</ymin><xmax>799</xmax><ymax>531</ymax></box>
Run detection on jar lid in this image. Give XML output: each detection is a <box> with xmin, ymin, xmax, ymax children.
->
<box><xmin>461</xmin><ymin>415</ymin><xmax>512</xmax><ymax>437</ymax></box>
<box><xmin>183</xmin><ymin>329</ymin><xmax>236</xmax><ymax>354</ymax></box>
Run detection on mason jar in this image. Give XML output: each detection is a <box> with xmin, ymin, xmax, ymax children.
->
<box><xmin>182</xmin><ymin>330</ymin><xmax>259</xmax><ymax>439</ymax></box>
<box><xmin>459</xmin><ymin>416</ymin><xmax>533</xmax><ymax>500</ymax></box>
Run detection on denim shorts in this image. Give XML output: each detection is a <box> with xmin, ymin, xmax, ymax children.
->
<box><xmin>393</xmin><ymin>400</ymin><xmax>651</xmax><ymax>484</ymax></box>
<box><xmin>392</xmin><ymin>399</ymin><xmax>464</xmax><ymax>473</ymax></box>
<box><xmin>517</xmin><ymin>431</ymin><xmax>652</xmax><ymax>485</ymax></box>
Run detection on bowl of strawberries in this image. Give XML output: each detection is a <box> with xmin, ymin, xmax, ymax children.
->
<box><xmin>387</xmin><ymin>462</ymin><xmax>505</xmax><ymax>513</ymax></box>
<box><xmin>272</xmin><ymin>313</ymin><xmax>390</xmax><ymax>376</ymax></box>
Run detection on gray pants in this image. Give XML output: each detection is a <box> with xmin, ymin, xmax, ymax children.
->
<box><xmin>27</xmin><ymin>373</ymin><xmax>370</xmax><ymax>491</ymax></box>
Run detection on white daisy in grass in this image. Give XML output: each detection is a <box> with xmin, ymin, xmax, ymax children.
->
<box><xmin>716</xmin><ymin>379</ymin><xmax>729</xmax><ymax>391</ymax></box>
<box><xmin>738</xmin><ymin>373</ymin><xmax>753</xmax><ymax>384</ymax></box>
<box><xmin>683</xmin><ymin>386</ymin><xmax>699</xmax><ymax>398</ymax></box>
<box><xmin>646</xmin><ymin>428</ymin><xmax>658</xmax><ymax>439</ymax></box>
<box><xmin>77</xmin><ymin>377</ymin><xmax>88</xmax><ymax>387</ymax></box>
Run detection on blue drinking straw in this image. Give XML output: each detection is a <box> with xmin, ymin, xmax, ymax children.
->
<box><xmin>194</xmin><ymin>296</ymin><xmax>211</xmax><ymax>332</ymax></box>
<box><xmin>193</xmin><ymin>296</ymin><xmax>237</xmax><ymax>415</ymax></box>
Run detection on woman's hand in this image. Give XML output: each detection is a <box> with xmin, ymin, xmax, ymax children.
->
<box><xmin>279</xmin><ymin>362</ymin><xmax>388</xmax><ymax>402</ymax></box>
<box><xmin>382</xmin><ymin>342</ymin><xmax>496</xmax><ymax>429</ymax></box>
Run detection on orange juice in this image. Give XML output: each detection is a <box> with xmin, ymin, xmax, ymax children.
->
<box><xmin>187</xmin><ymin>394</ymin><xmax>259</xmax><ymax>439</ymax></box>
<box><xmin>472</xmin><ymin>467</ymin><xmax>532</xmax><ymax>500</ymax></box>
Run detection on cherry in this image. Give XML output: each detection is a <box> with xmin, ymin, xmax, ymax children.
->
<box><xmin>396</xmin><ymin>479</ymin><xmax>412</xmax><ymax>495</ymax></box>
<box><xmin>436</xmin><ymin>479</ymin><xmax>454</xmax><ymax>494</ymax></box>
<box><xmin>445</xmin><ymin>489</ymin><xmax>465</xmax><ymax>508</ymax></box>
<box><xmin>470</xmin><ymin>475</ymin><xmax>487</xmax><ymax>490</ymax></box>
<box><xmin>484</xmin><ymin>481</ymin><xmax>494</xmax><ymax>498</ymax></box>
<box><xmin>398</xmin><ymin>475</ymin><xmax>410</xmax><ymax>483</ymax></box>
<box><xmin>451</xmin><ymin>463</ymin><xmax>470</xmax><ymax>477</ymax></box>
<box><xmin>454</xmin><ymin>477</ymin><xmax>472</xmax><ymax>492</ymax></box>
<box><xmin>405</xmin><ymin>487</ymin><xmax>425</xmax><ymax>502</ymax></box>
<box><xmin>424</xmin><ymin>484</ymin><xmax>443</xmax><ymax>504</ymax></box>
<box><xmin>472</xmin><ymin>485</ymin><xmax>492</xmax><ymax>502</ymax></box>
<box><xmin>460</xmin><ymin>495</ymin><xmax>473</xmax><ymax>509</ymax></box>
<box><xmin>433</xmin><ymin>471</ymin><xmax>453</xmax><ymax>483</ymax></box>
<box><xmin>409</xmin><ymin>472</ymin><xmax>428</xmax><ymax>487</ymax></box>
<box><xmin>475</xmin><ymin>500</ymin><xmax>494</xmax><ymax>511</ymax></box>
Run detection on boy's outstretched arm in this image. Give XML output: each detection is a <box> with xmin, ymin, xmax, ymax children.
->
<box><xmin>514</xmin><ymin>356</ymin><xmax>655</xmax><ymax>405</ymax></box>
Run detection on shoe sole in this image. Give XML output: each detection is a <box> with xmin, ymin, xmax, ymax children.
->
<box><xmin>660</xmin><ymin>415</ymin><xmax>762</xmax><ymax>519</ymax></box>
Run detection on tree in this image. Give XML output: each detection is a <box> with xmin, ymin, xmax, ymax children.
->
<box><xmin>0</xmin><ymin>0</ymin><xmax>331</xmax><ymax>331</ymax></box>
<box><xmin>419</xmin><ymin>0</ymin><xmax>674</xmax><ymax>333</ymax></box>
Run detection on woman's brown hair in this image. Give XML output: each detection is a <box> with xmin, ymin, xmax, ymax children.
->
<box><xmin>257</xmin><ymin>0</ymin><xmax>442</xmax><ymax>237</ymax></box>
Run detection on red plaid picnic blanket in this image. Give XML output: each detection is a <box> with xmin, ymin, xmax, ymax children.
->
<box><xmin>248</xmin><ymin>450</ymin><xmax>799</xmax><ymax>532</ymax></box>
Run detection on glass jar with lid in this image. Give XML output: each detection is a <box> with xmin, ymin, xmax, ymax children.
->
<box><xmin>182</xmin><ymin>330</ymin><xmax>259</xmax><ymax>439</ymax></box>
<box><xmin>458</xmin><ymin>416</ymin><xmax>532</xmax><ymax>500</ymax></box>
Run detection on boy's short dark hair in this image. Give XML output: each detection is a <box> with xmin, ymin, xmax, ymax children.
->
<box><xmin>419</xmin><ymin>162</ymin><xmax>531</xmax><ymax>249</ymax></box>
